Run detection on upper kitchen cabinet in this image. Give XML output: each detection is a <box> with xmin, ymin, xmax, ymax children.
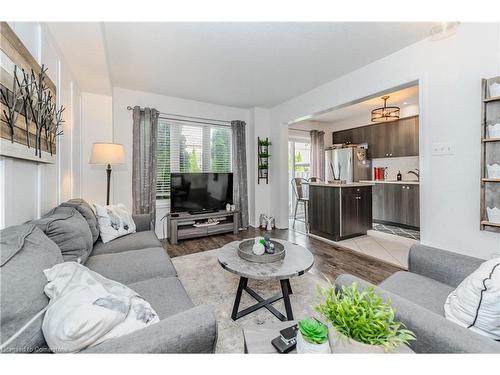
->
<box><xmin>332</xmin><ymin>115</ymin><xmax>419</xmax><ymax>158</ymax></box>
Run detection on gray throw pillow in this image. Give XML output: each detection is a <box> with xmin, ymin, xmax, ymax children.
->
<box><xmin>0</xmin><ymin>224</ymin><xmax>63</xmax><ymax>353</ymax></box>
<box><xmin>32</xmin><ymin>206</ymin><xmax>93</xmax><ymax>263</ymax></box>
<box><xmin>60</xmin><ymin>198</ymin><xmax>99</xmax><ymax>243</ymax></box>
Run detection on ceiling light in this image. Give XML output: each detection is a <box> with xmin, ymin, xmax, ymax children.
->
<box><xmin>371</xmin><ymin>96</ymin><xmax>400</xmax><ymax>123</ymax></box>
<box><xmin>429</xmin><ymin>22</ymin><xmax>460</xmax><ymax>41</ymax></box>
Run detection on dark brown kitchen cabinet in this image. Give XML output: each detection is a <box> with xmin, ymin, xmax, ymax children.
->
<box><xmin>309</xmin><ymin>184</ymin><xmax>372</xmax><ymax>241</ymax></box>
<box><xmin>332</xmin><ymin>115</ymin><xmax>419</xmax><ymax>158</ymax></box>
<box><xmin>372</xmin><ymin>183</ymin><xmax>419</xmax><ymax>229</ymax></box>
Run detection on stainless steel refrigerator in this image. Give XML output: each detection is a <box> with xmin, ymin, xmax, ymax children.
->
<box><xmin>325</xmin><ymin>147</ymin><xmax>371</xmax><ymax>183</ymax></box>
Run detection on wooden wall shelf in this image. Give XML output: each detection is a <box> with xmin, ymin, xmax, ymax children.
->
<box><xmin>481</xmin><ymin>221</ymin><xmax>500</xmax><ymax>228</ymax></box>
<box><xmin>480</xmin><ymin>76</ymin><xmax>500</xmax><ymax>233</ymax></box>
<box><xmin>483</xmin><ymin>96</ymin><xmax>500</xmax><ymax>103</ymax></box>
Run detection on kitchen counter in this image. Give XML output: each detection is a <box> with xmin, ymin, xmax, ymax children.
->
<box><xmin>360</xmin><ymin>180</ymin><xmax>419</xmax><ymax>185</ymax></box>
<box><xmin>308</xmin><ymin>183</ymin><xmax>372</xmax><ymax>241</ymax></box>
<box><xmin>309</xmin><ymin>182</ymin><xmax>375</xmax><ymax>188</ymax></box>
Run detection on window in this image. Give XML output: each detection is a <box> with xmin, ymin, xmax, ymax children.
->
<box><xmin>156</xmin><ymin>118</ymin><xmax>232</xmax><ymax>199</ymax></box>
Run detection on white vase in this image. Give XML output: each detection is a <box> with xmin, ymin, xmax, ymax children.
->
<box><xmin>487</xmin><ymin>123</ymin><xmax>500</xmax><ymax>138</ymax></box>
<box><xmin>327</xmin><ymin>325</ymin><xmax>413</xmax><ymax>353</ymax></box>
<box><xmin>489</xmin><ymin>82</ymin><xmax>500</xmax><ymax>98</ymax></box>
<box><xmin>486</xmin><ymin>207</ymin><xmax>500</xmax><ymax>224</ymax></box>
<box><xmin>296</xmin><ymin>331</ymin><xmax>331</xmax><ymax>354</ymax></box>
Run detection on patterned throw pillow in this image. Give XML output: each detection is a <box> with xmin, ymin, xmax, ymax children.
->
<box><xmin>42</xmin><ymin>262</ymin><xmax>159</xmax><ymax>353</ymax></box>
<box><xmin>444</xmin><ymin>257</ymin><xmax>500</xmax><ymax>339</ymax></box>
<box><xmin>93</xmin><ymin>203</ymin><xmax>136</xmax><ymax>243</ymax></box>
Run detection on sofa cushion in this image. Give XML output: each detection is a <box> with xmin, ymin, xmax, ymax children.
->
<box><xmin>32</xmin><ymin>206</ymin><xmax>93</xmax><ymax>263</ymax></box>
<box><xmin>84</xmin><ymin>248</ymin><xmax>177</xmax><ymax>285</ymax></box>
<box><xmin>380</xmin><ymin>271</ymin><xmax>454</xmax><ymax>316</ymax></box>
<box><xmin>1</xmin><ymin>225</ymin><xmax>63</xmax><ymax>353</ymax></box>
<box><xmin>127</xmin><ymin>277</ymin><xmax>194</xmax><ymax>319</ymax></box>
<box><xmin>91</xmin><ymin>230</ymin><xmax>162</xmax><ymax>256</ymax></box>
<box><xmin>60</xmin><ymin>199</ymin><xmax>99</xmax><ymax>243</ymax></box>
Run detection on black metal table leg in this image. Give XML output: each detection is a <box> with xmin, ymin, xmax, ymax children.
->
<box><xmin>231</xmin><ymin>277</ymin><xmax>248</xmax><ymax>320</ymax></box>
<box><xmin>286</xmin><ymin>279</ymin><xmax>293</xmax><ymax>295</ymax></box>
<box><xmin>231</xmin><ymin>277</ymin><xmax>294</xmax><ymax>321</ymax></box>
<box><xmin>280</xmin><ymin>279</ymin><xmax>294</xmax><ymax>320</ymax></box>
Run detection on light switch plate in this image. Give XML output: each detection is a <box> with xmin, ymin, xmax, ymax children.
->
<box><xmin>432</xmin><ymin>142</ymin><xmax>454</xmax><ymax>155</ymax></box>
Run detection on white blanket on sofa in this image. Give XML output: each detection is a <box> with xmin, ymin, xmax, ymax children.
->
<box><xmin>42</xmin><ymin>262</ymin><xmax>159</xmax><ymax>353</ymax></box>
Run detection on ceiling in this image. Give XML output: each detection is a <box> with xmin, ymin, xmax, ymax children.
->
<box><xmin>290</xmin><ymin>85</ymin><xmax>419</xmax><ymax>130</ymax></box>
<box><xmin>47</xmin><ymin>22</ymin><xmax>434</xmax><ymax>108</ymax></box>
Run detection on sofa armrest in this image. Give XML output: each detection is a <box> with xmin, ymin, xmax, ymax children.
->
<box><xmin>335</xmin><ymin>274</ymin><xmax>500</xmax><ymax>353</ymax></box>
<box><xmin>408</xmin><ymin>244</ymin><xmax>483</xmax><ymax>288</ymax></box>
<box><xmin>133</xmin><ymin>214</ymin><xmax>153</xmax><ymax>232</ymax></box>
<box><xmin>82</xmin><ymin>305</ymin><xmax>217</xmax><ymax>353</ymax></box>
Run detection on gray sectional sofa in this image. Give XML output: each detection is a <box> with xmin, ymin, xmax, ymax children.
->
<box><xmin>335</xmin><ymin>244</ymin><xmax>500</xmax><ymax>353</ymax></box>
<box><xmin>0</xmin><ymin>198</ymin><xmax>217</xmax><ymax>354</ymax></box>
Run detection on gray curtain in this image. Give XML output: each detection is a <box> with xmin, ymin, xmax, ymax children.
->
<box><xmin>231</xmin><ymin>120</ymin><xmax>248</xmax><ymax>229</ymax></box>
<box><xmin>132</xmin><ymin>106</ymin><xmax>159</xmax><ymax>227</ymax></box>
<box><xmin>310</xmin><ymin>130</ymin><xmax>325</xmax><ymax>181</ymax></box>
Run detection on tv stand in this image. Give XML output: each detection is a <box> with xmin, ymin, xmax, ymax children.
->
<box><xmin>188</xmin><ymin>208</ymin><xmax>217</xmax><ymax>215</ymax></box>
<box><xmin>167</xmin><ymin>210</ymin><xmax>239</xmax><ymax>245</ymax></box>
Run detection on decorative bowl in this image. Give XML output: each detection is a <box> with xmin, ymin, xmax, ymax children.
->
<box><xmin>489</xmin><ymin>82</ymin><xmax>500</xmax><ymax>98</ymax></box>
<box><xmin>486</xmin><ymin>207</ymin><xmax>500</xmax><ymax>224</ymax></box>
<box><xmin>238</xmin><ymin>238</ymin><xmax>285</xmax><ymax>263</ymax></box>
<box><xmin>486</xmin><ymin>164</ymin><xmax>500</xmax><ymax>179</ymax></box>
<box><xmin>487</xmin><ymin>123</ymin><xmax>500</xmax><ymax>139</ymax></box>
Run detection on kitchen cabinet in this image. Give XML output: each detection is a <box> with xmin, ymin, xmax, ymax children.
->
<box><xmin>373</xmin><ymin>183</ymin><xmax>419</xmax><ymax>229</ymax></box>
<box><xmin>309</xmin><ymin>184</ymin><xmax>372</xmax><ymax>241</ymax></box>
<box><xmin>332</xmin><ymin>115</ymin><xmax>419</xmax><ymax>158</ymax></box>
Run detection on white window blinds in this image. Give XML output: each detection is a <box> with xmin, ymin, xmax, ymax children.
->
<box><xmin>156</xmin><ymin>118</ymin><xmax>232</xmax><ymax>199</ymax></box>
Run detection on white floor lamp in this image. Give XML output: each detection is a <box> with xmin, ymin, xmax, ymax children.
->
<box><xmin>89</xmin><ymin>143</ymin><xmax>125</xmax><ymax>205</ymax></box>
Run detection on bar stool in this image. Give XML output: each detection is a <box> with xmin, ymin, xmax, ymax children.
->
<box><xmin>291</xmin><ymin>177</ymin><xmax>309</xmax><ymax>231</ymax></box>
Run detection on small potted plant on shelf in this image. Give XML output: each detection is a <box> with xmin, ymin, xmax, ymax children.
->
<box><xmin>315</xmin><ymin>282</ymin><xmax>416</xmax><ymax>353</ymax></box>
<box><xmin>296</xmin><ymin>318</ymin><xmax>330</xmax><ymax>354</ymax></box>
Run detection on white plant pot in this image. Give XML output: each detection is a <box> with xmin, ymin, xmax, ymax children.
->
<box><xmin>487</xmin><ymin>123</ymin><xmax>500</xmax><ymax>139</ymax></box>
<box><xmin>490</xmin><ymin>82</ymin><xmax>500</xmax><ymax>98</ymax></box>
<box><xmin>327</xmin><ymin>325</ymin><xmax>412</xmax><ymax>354</ymax></box>
<box><xmin>486</xmin><ymin>164</ymin><xmax>500</xmax><ymax>179</ymax></box>
<box><xmin>486</xmin><ymin>207</ymin><xmax>500</xmax><ymax>224</ymax></box>
<box><xmin>296</xmin><ymin>331</ymin><xmax>331</xmax><ymax>354</ymax></box>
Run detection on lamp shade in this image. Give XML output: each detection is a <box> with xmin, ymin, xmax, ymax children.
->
<box><xmin>89</xmin><ymin>143</ymin><xmax>125</xmax><ymax>165</ymax></box>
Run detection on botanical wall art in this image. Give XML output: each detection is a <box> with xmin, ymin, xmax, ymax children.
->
<box><xmin>0</xmin><ymin>22</ymin><xmax>64</xmax><ymax>163</ymax></box>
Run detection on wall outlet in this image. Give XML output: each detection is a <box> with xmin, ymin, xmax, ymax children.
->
<box><xmin>432</xmin><ymin>142</ymin><xmax>454</xmax><ymax>156</ymax></box>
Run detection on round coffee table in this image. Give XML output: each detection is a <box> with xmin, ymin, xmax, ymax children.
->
<box><xmin>217</xmin><ymin>239</ymin><xmax>314</xmax><ymax>322</ymax></box>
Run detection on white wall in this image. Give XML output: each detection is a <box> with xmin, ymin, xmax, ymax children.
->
<box><xmin>0</xmin><ymin>22</ymin><xmax>82</xmax><ymax>228</ymax></box>
<box><xmin>111</xmin><ymin>87</ymin><xmax>250</xmax><ymax>238</ymax></box>
<box><xmin>80</xmin><ymin>93</ymin><xmax>113</xmax><ymax>206</ymax></box>
<box><xmin>248</xmin><ymin>107</ymin><xmax>272</xmax><ymax>227</ymax></box>
<box><xmin>266</xmin><ymin>22</ymin><xmax>500</xmax><ymax>259</ymax></box>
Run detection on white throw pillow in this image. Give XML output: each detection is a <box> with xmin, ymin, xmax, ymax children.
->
<box><xmin>94</xmin><ymin>203</ymin><xmax>136</xmax><ymax>243</ymax></box>
<box><xmin>444</xmin><ymin>257</ymin><xmax>500</xmax><ymax>339</ymax></box>
<box><xmin>42</xmin><ymin>262</ymin><xmax>159</xmax><ymax>353</ymax></box>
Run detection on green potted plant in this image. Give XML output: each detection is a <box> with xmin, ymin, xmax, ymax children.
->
<box><xmin>315</xmin><ymin>282</ymin><xmax>416</xmax><ymax>353</ymax></box>
<box><xmin>296</xmin><ymin>318</ymin><xmax>330</xmax><ymax>354</ymax></box>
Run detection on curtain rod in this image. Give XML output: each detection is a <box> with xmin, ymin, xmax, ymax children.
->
<box><xmin>126</xmin><ymin>106</ymin><xmax>232</xmax><ymax>125</ymax></box>
<box><xmin>288</xmin><ymin>128</ymin><xmax>312</xmax><ymax>133</ymax></box>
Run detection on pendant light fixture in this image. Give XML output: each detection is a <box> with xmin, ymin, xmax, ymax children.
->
<box><xmin>371</xmin><ymin>95</ymin><xmax>400</xmax><ymax>123</ymax></box>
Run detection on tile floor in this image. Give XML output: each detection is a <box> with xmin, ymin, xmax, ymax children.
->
<box><xmin>289</xmin><ymin>218</ymin><xmax>417</xmax><ymax>269</ymax></box>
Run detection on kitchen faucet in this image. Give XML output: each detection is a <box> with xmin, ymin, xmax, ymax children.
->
<box><xmin>407</xmin><ymin>168</ymin><xmax>419</xmax><ymax>180</ymax></box>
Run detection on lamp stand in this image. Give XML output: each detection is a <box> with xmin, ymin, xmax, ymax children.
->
<box><xmin>106</xmin><ymin>164</ymin><xmax>112</xmax><ymax>205</ymax></box>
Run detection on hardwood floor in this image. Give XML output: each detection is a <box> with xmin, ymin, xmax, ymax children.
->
<box><xmin>162</xmin><ymin>227</ymin><xmax>403</xmax><ymax>285</ymax></box>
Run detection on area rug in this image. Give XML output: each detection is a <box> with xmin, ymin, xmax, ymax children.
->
<box><xmin>171</xmin><ymin>242</ymin><xmax>329</xmax><ymax>353</ymax></box>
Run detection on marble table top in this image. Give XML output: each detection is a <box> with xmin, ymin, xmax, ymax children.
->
<box><xmin>217</xmin><ymin>239</ymin><xmax>314</xmax><ymax>281</ymax></box>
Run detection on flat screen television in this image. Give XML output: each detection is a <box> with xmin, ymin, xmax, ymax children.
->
<box><xmin>170</xmin><ymin>173</ymin><xmax>233</xmax><ymax>214</ymax></box>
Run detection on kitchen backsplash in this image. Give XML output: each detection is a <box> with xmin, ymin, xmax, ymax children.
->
<box><xmin>371</xmin><ymin>156</ymin><xmax>419</xmax><ymax>181</ymax></box>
